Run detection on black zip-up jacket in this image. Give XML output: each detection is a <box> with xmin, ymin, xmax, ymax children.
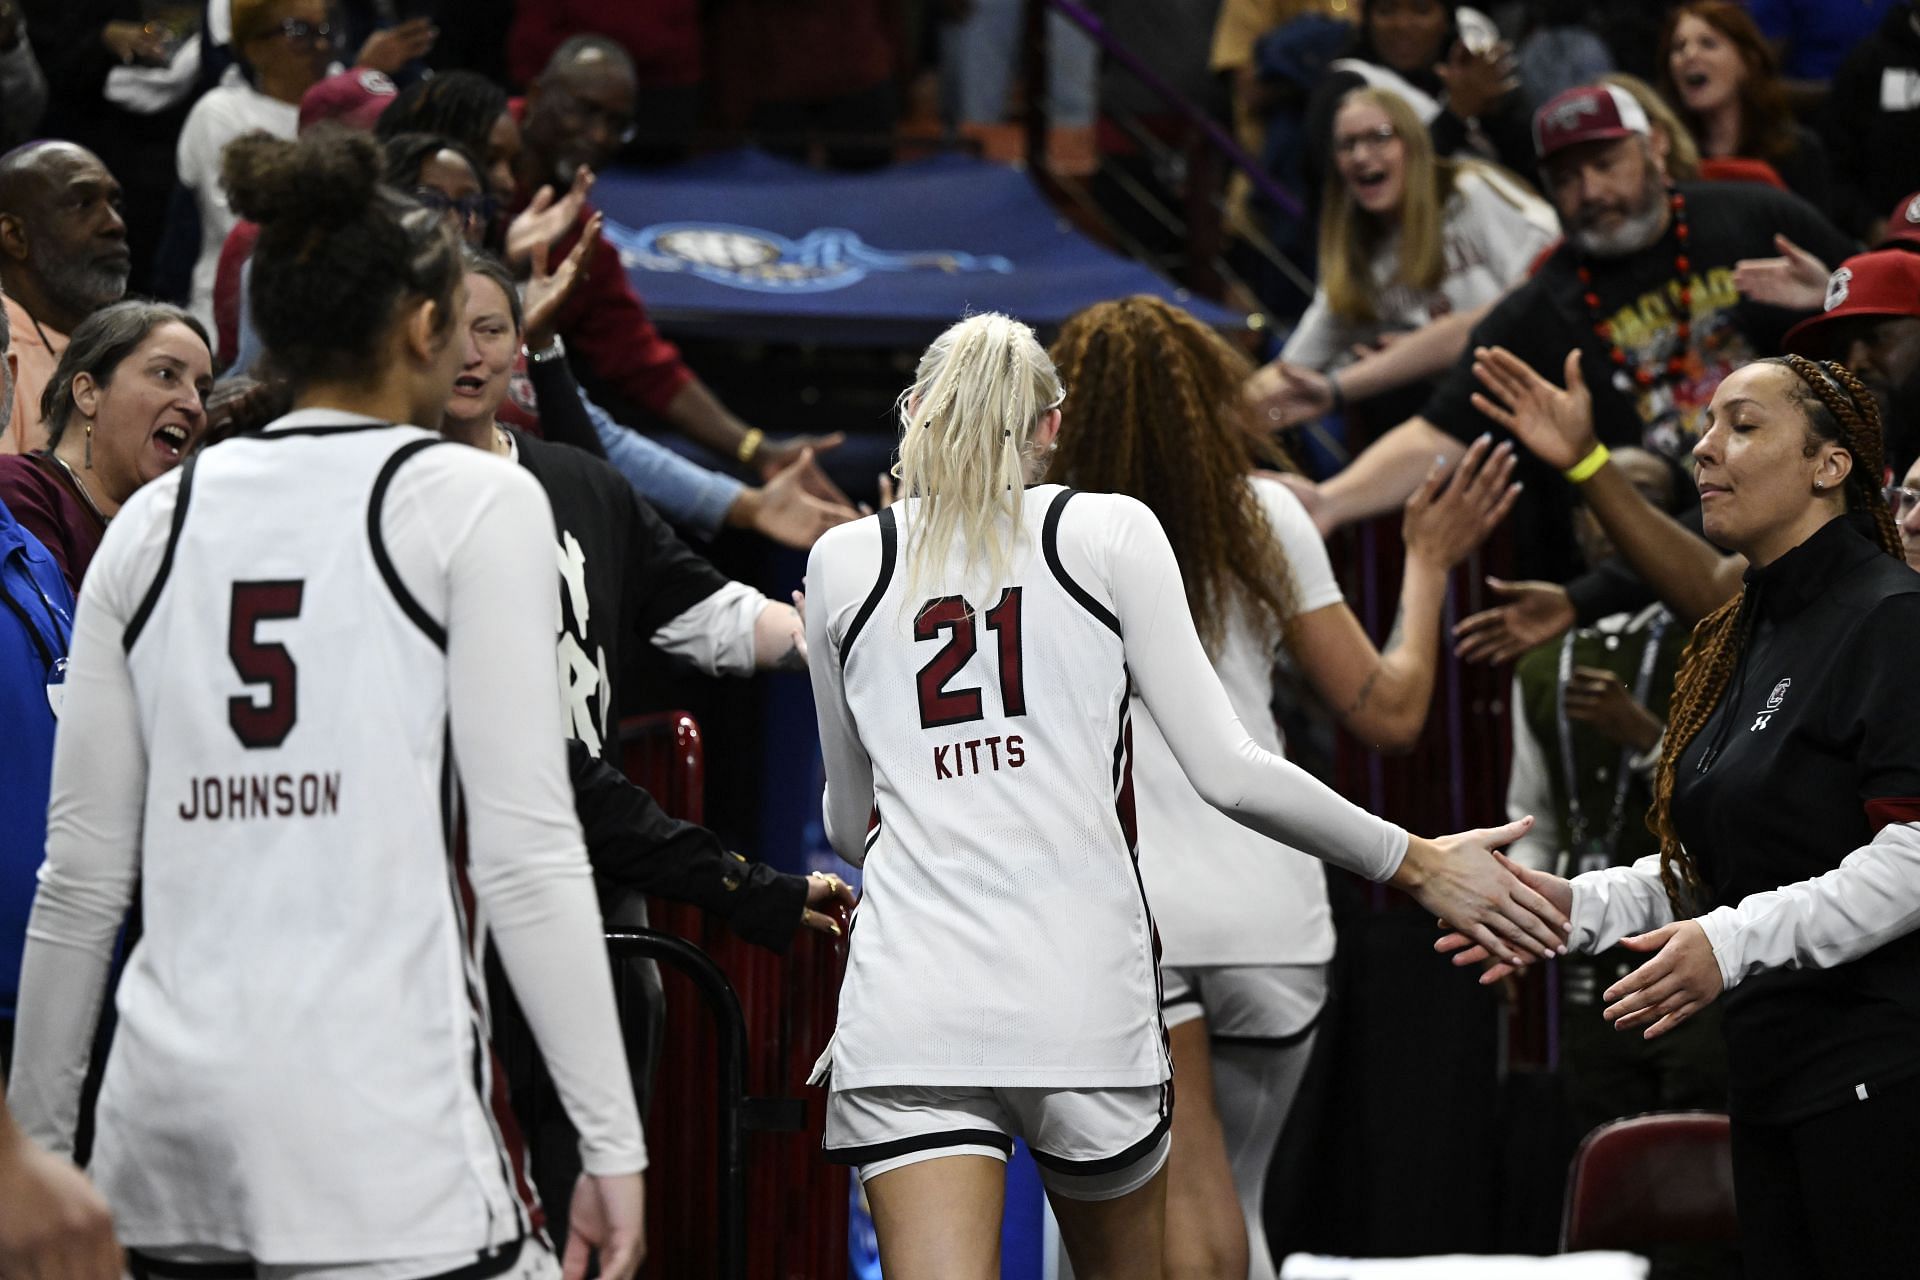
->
<box><xmin>1671</xmin><ymin>515</ymin><xmax>1920</xmax><ymax>1123</ymax></box>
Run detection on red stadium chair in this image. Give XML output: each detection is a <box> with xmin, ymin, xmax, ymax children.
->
<box><xmin>618</xmin><ymin>713</ymin><xmax>849</xmax><ymax>1280</ymax></box>
<box><xmin>1560</xmin><ymin>1111</ymin><xmax>1737</xmax><ymax>1253</ymax></box>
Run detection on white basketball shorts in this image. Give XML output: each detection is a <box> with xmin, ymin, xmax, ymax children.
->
<box><xmin>823</xmin><ymin>1080</ymin><xmax>1171</xmax><ymax>1201</ymax></box>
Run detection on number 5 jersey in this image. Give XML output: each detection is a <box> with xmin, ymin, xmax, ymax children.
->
<box><xmin>9</xmin><ymin>411</ymin><xmax>645</xmax><ymax>1262</ymax></box>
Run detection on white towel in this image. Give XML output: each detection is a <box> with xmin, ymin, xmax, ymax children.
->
<box><xmin>1281</xmin><ymin>1253</ymin><xmax>1648</xmax><ymax>1280</ymax></box>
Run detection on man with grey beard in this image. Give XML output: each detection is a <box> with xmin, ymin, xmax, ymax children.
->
<box><xmin>1285</xmin><ymin>83</ymin><xmax>1855</xmax><ymax>617</ymax></box>
<box><xmin>0</xmin><ymin>142</ymin><xmax>131</xmax><ymax>454</ymax></box>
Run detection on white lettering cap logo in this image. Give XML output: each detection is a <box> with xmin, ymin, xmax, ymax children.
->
<box><xmin>1906</xmin><ymin>195</ymin><xmax>1920</xmax><ymax>224</ymax></box>
<box><xmin>1545</xmin><ymin>96</ymin><xmax>1602</xmax><ymax>134</ymax></box>
<box><xmin>1826</xmin><ymin>267</ymin><xmax>1852</xmax><ymax>313</ymax></box>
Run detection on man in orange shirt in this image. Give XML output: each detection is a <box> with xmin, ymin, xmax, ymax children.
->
<box><xmin>0</xmin><ymin>142</ymin><xmax>130</xmax><ymax>454</ymax></box>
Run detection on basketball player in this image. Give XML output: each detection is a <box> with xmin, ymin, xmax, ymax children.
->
<box><xmin>6</xmin><ymin>128</ymin><xmax>645</xmax><ymax>1280</ymax></box>
<box><xmin>803</xmin><ymin>312</ymin><xmax>1565</xmax><ymax>1278</ymax></box>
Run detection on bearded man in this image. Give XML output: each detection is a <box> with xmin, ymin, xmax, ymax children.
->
<box><xmin>1286</xmin><ymin>84</ymin><xmax>1855</xmax><ymax>621</ymax></box>
<box><xmin>0</xmin><ymin>142</ymin><xmax>132</xmax><ymax>454</ymax></box>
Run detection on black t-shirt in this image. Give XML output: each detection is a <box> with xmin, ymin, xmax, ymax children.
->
<box><xmin>511</xmin><ymin>430</ymin><xmax>729</xmax><ymax>757</ymax></box>
<box><xmin>1671</xmin><ymin>516</ymin><xmax>1920</xmax><ymax>1123</ymax></box>
<box><xmin>1422</xmin><ymin>181</ymin><xmax>1856</xmax><ymax>581</ymax></box>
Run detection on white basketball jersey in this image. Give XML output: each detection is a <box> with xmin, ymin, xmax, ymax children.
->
<box><xmin>821</xmin><ymin>485</ymin><xmax>1168</xmax><ymax>1089</ymax></box>
<box><xmin>98</xmin><ymin>422</ymin><xmax>537</xmax><ymax>1259</ymax></box>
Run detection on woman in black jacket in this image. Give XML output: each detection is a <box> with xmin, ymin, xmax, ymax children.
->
<box><xmin>1458</xmin><ymin>347</ymin><xmax>1920</xmax><ymax>1277</ymax></box>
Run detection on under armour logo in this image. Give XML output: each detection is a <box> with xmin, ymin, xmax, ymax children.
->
<box><xmin>1825</xmin><ymin>268</ymin><xmax>1852</xmax><ymax>313</ymax></box>
<box><xmin>1751</xmin><ymin>677</ymin><xmax>1790</xmax><ymax>732</ymax></box>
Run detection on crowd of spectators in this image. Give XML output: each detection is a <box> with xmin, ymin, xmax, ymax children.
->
<box><xmin>3</xmin><ymin>0</ymin><xmax>1920</xmax><ymax>1275</ymax></box>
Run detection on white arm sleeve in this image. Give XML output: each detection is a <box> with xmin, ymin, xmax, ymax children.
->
<box><xmin>649</xmin><ymin>580</ymin><xmax>766</xmax><ymax>676</ymax></box>
<box><xmin>1095</xmin><ymin>495</ymin><xmax>1410</xmax><ymax>880</ymax></box>
<box><xmin>1567</xmin><ymin>853</ymin><xmax>1675</xmax><ymax>953</ymax></box>
<box><xmin>8</xmin><ymin>490</ymin><xmax>165</xmax><ymax>1154</ymax></box>
<box><xmin>803</xmin><ymin>526</ymin><xmax>877</xmax><ymax>868</ymax></box>
<box><xmin>1696</xmin><ymin>821</ymin><xmax>1920</xmax><ymax>992</ymax></box>
<box><xmin>1504</xmin><ymin>674</ymin><xmax>1560</xmax><ymax>874</ymax></box>
<box><xmin>421</xmin><ymin>460</ymin><xmax>647</xmax><ymax>1175</ymax></box>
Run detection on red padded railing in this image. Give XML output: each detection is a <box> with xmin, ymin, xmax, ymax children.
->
<box><xmin>620</xmin><ymin>712</ymin><xmax>849</xmax><ymax>1280</ymax></box>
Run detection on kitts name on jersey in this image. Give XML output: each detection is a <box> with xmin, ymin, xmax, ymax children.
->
<box><xmin>932</xmin><ymin>733</ymin><xmax>1026</xmax><ymax>780</ymax></box>
<box><xmin>176</xmin><ymin>772</ymin><xmax>342</xmax><ymax>822</ymax></box>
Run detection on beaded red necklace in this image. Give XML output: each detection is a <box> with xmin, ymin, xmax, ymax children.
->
<box><xmin>1575</xmin><ymin>188</ymin><xmax>1691</xmax><ymax>391</ymax></box>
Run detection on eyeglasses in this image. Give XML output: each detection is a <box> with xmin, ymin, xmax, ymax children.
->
<box><xmin>276</xmin><ymin>18</ymin><xmax>333</xmax><ymax>47</ymax></box>
<box><xmin>412</xmin><ymin>187</ymin><xmax>498</xmax><ymax>228</ymax></box>
<box><xmin>548</xmin><ymin>85</ymin><xmax>638</xmax><ymax>146</ymax></box>
<box><xmin>1885</xmin><ymin>483</ymin><xmax>1920</xmax><ymax>518</ymax></box>
<box><xmin>1333</xmin><ymin>124</ymin><xmax>1397</xmax><ymax>157</ymax></box>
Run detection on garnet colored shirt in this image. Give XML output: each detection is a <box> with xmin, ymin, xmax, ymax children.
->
<box><xmin>509</xmin><ymin>99</ymin><xmax>697</xmax><ymax>421</ymax></box>
<box><xmin>0</xmin><ymin>453</ymin><xmax>106</xmax><ymax>594</ymax></box>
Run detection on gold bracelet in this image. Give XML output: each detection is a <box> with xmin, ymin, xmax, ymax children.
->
<box><xmin>736</xmin><ymin>427</ymin><xmax>765</xmax><ymax>466</ymax></box>
<box><xmin>1563</xmin><ymin>443</ymin><xmax>1611</xmax><ymax>484</ymax></box>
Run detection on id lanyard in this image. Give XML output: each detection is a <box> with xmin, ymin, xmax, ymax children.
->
<box><xmin>1554</xmin><ymin>612</ymin><xmax>1670</xmax><ymax>877</ymax></box>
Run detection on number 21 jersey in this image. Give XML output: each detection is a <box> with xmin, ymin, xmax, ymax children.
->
<box><xmin>808</xmin><ymin>485</ymin><xmax>1167</xmax><ymax>1090</ymax></box>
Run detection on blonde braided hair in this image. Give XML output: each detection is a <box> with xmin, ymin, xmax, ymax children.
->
<box><xmin>1648</xmin><ymin>356</ymin><xmax>1902</xmax><ymax>911</ymax></box>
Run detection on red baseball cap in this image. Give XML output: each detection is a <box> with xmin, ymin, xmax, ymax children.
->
<box><xmin>1533</xmin><ymin>84</ymin><xmax>1651</xmax><ymax>162</ymax></box>
<box><xmin>1875</xmin><ymin>191</ymin><xmax>1920</xmax><ymax>251</ymax></box>
<box><xmin>1782</xmin><ymin>249</ymin><xmax>1920</xmax><ymax>357</ymax></box>
<box><xmin>298</xmin><ymin>69</ymin><xmax>399</xmax><ymax>134</ymax></box>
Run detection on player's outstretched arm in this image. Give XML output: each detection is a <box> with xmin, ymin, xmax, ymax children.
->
<box><xmin>1291</xmin><ymin>436</ymin><xmax>1519</xmax><ymax>751</ymax></box>
<box><xmin>1101</xmin><ymin>495</ymin><xmax>1566</xmax><ymax>964</ymax></box>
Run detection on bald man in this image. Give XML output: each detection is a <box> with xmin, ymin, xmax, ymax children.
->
<box><xmin>509</xmin><ymin>37</ymin><xmax>849</xmax><ymax>493</ymax></box>
<box><xmin>0</xmin><ymin>142</ymin><xmax>131</xmax><ymax>454</ymax></box>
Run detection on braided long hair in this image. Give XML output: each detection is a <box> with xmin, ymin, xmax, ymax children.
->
<box><xmin>1045</xmin><ymin>295</ymin><xmax>1297</xmax><ymax>657</ymax></box>
<box><xmin>1649</xmin><ymin>357</ymin><xmax>1903</xmax><ymax>910</ymax></box>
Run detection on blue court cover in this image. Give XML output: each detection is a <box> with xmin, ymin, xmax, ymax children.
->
<box><xmin>592</xmin><ymin>149</ymin><xmax>1247</xmax><ymax>345</ymax></box>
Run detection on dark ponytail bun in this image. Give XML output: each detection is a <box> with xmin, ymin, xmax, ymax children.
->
<box><xmin>224</xmin><ymin>126</ymin><xmax>384</xmax><ymax>233</ymax></box>
<box><xmin>231</xmin><ymin>125</ymin><xmax>461</xmax><ymax>388</ymax></box>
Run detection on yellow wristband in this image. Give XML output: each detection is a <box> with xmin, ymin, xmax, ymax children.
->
<box><xmin>736</xmin><ymin>427</ymin><xmax>766</xmax><ymax>466</ymax></box>
<box><xmin>1563</xmin><ymin>443</ymin><xmax>1610</xmax><ymax>484</ymax></box>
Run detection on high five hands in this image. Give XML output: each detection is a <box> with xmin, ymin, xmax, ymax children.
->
<box><xmin>1450</xmin><ymin>346</ymin><xmax>1598</xmax><ymax>663</ymax></box>
<box><xmin>1394</xmin><ymin>818</ymin><xmax>1570</xmax><ymax>970</ymax></box>
<box><xmin>1433</xmin><ymin>857</ymin><xmax>1725</xmax><ymax>1039</ymax></box>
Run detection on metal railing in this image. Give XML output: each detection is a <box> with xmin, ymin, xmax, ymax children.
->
<box><xmin>606</xmin><ymin>929</ymin><xmax>805</xmax><ymax>1280</ymax></box>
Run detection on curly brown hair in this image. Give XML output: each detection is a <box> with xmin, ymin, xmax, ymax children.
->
<box><xmin>1649</xmin><ymin>357</ymin><xmax>1902</xmax><ymax>911</ymax></box>
<box><xmin>1044</xmin><ymin>295</ymin><xmax>1298</xmax><ymax>657</ymax></box>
